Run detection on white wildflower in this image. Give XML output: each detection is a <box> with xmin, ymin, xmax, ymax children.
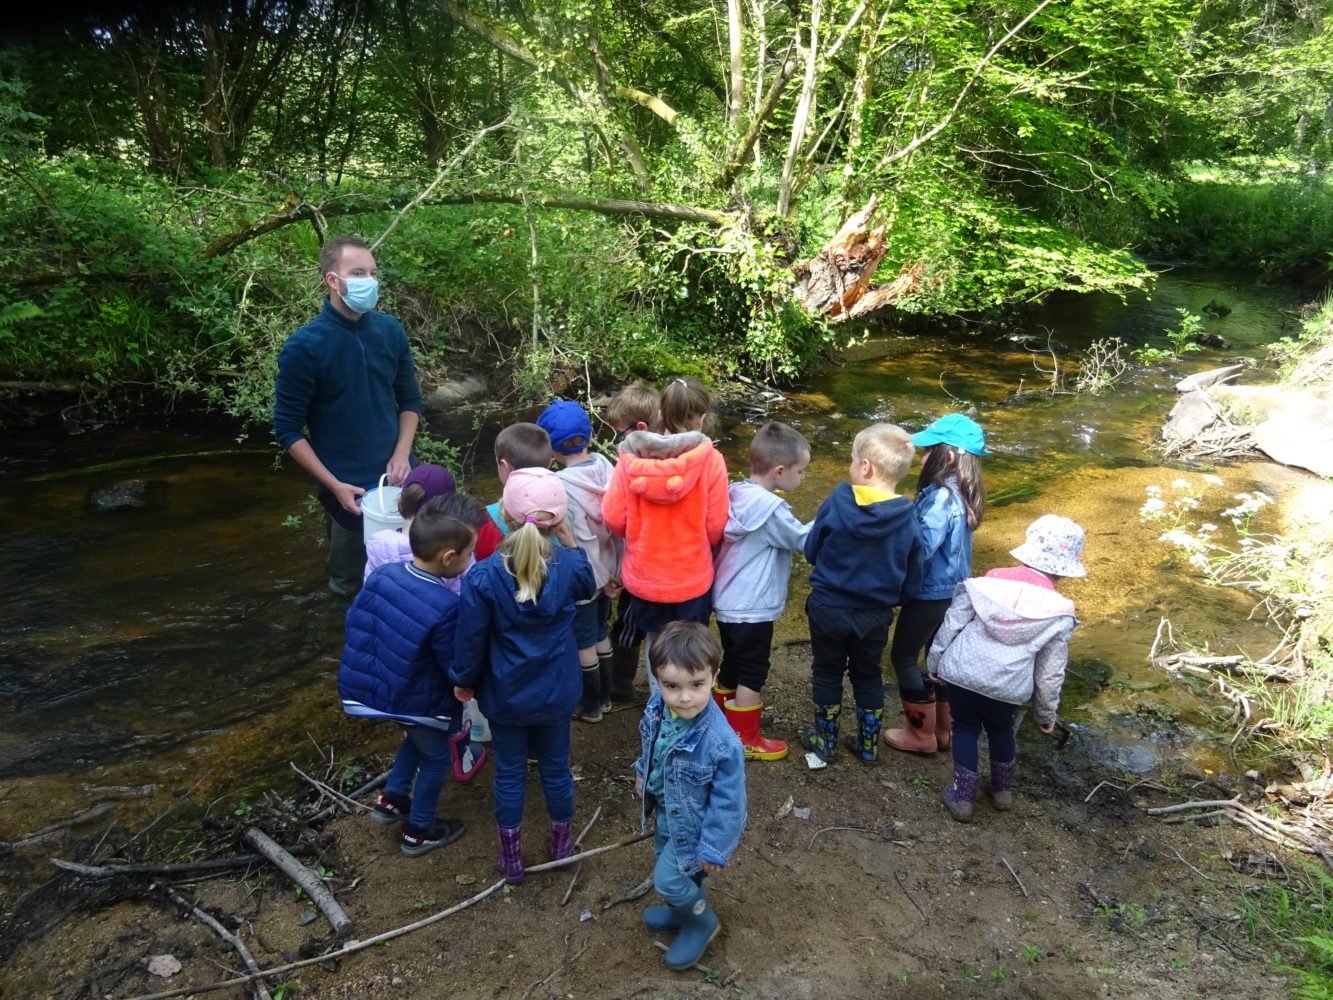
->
<box><xmin>1203</xmin><ymin>474</ymin><xmax>1223</xmax><ymax>486</ymax></box>
<box><xmin>1140</xmin><ymin>498</ymin><xmax>1166</xmax><ymax>515</ymax></box>
<box><xmin>1145</xmin><ymin>485</ymin><xmax>1162</xmax><ymax>496</ymax></box>
<box><xmin>1175</xmin><ymin>496</ymin><xmax>1200</xmax><ymax>510</ymax></box>
<box><xmin>1199</xmin><ymin>523</ymin><xmax>1218</xmax><ymax>533</ymax></box>
<box><xmin>1160</xmin><ymin>529</ymin><xmax>1195</xmax><ymax>548</ymax></box>
<box><xmin>1188</xmin><ymin>553</ymin><xmax>1211</xmax><ymax>570</ymax></box>
<box><xmin>1171</xmin><ymin>478</ymin><xmax>1191</xmax><ymax>490</ymax></box>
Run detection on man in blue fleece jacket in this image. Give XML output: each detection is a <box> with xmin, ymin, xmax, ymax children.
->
<box><xmin>273</xmin><ymin>236</ymin><xmax>422</xmax><ymax>594</ymax></box>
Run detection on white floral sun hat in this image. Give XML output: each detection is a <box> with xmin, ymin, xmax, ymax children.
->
<box><xmin>1009</xmin><ymin>514</ymin><xmax>1087</xmax><ymax>578</ymax></box>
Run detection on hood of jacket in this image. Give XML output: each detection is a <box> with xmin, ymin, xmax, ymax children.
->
<box><xmin>723</xmin><ymin>479</ymin><xmax>787</xmax><ymax>539</ymax></box>
<box><xmin>559</xmin><ymin>454</ymin><xmax>615</xmax><ymax>525</ymax></box>
<box><xmin>962</xmin><ymin>576</ymin><xmax>1076</xmax><ymax>646</ymax></box>
<box><xmin>823</xmin><ymin>480</ymin><xmax>918</xmax><ymax>542</ymax></box>
<box><xmin>617</xmin><ymin>430</ymin><xmax>715</xmax><ymax>505</ymax></box>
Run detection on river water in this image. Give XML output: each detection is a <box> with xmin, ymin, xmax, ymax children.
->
<box><xmin>0</xmin><ymin>266</ymin><xmax>1312</xmax><ymax>845</ymax></box>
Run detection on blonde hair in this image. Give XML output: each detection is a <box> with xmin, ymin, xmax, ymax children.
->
<box><xmin>499</xmin><ymin>516</ymin><xmax>555</xmax><ymax>602</ymax></box>
<box><xmin>853</xmin><ymin>423</ymin><xmax>914</xmax><ymax>485</ymax></box>
<box><xmin>660</xmin><ymin>376</ymin><xmax>710</xmax><ymax>434</ymax></box>
<box><xmin>607</xmin><ymin>381</ymin><xmax>661</xmax><ymax>432</ymax></box>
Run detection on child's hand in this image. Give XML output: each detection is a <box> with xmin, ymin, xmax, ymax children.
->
<box><xmin>604</xmin><ymin>578</ymin><xmax>624</xmax><ymax>598</ymax></box>
<box><xmin>698</xmin><ymin>861</ymin><xmax>723</xmax><ymax>875</ymax></box>
<box><xmin>554</xmin><ymin>520</ymin><xmax>576</xmax><ymax>549</ymax></box>
<box><xmin>1039</xmin><ymin>721</ymin><xmax>1055</xmax><ymax>734</ymax></box>
<box><xmin>454</xmin><ymin>686</ymin><xmax>474</xmax><ymax>702</ymax></box>
<box><xmin>634</xmin><ymin>774</ymin><xmax>643</xmax><ymax>798</ymax></box>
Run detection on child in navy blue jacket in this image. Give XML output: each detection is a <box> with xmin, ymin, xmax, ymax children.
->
<box><xmin>802</xmin><ymin>423</ymin><xmax>924</xmax><ymax>765</ymax></box>
<box><xmin>338</xmin><ymin>500</ymin><xmax>480</xmax><ymax>856</ymax></box>
<box><xmin>634</xmin><ymin>622</ymin><xmax>746</xmax><ymax>971</ymax></box>
<box><xmin>453</xmin><ymin>469</ymin><xmax>596</xmax><ymax>884</ymax></box>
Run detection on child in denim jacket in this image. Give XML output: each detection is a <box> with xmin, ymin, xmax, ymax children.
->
<box><xmin>633</xmin><ymin>622</ymin><xmax>746</xmax><ymax>971</ymax></box>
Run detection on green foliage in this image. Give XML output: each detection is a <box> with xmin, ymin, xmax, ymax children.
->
<box><xmin>1132</xmin><ymin>309</ymin><xmax>1206</xmax><ymax>363</ymax></box>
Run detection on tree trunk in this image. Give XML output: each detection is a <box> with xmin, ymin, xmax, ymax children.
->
<box><xmin>791</xmin><ymin>196</ymin><xmax>921</xmax><ymax>321</ymax></box>
<box><xmin>727</xmin><ymin>0</ymin><xmax>745</xmax><ymax>131</ymax></box>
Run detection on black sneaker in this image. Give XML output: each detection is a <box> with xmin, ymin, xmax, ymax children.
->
<box><xmin>371</xmin><ymin>793</ymin><xmax>410</xmax><ymax>826</ymax></box>
<box><xmin>400</xmin><ymin>817</ymin><xmax>465</xmax><ymax>857</ymax></box>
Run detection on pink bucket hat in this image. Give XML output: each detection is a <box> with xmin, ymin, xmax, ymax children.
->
<box><xmin>1010</xmin><ymin>514</ymin><xmax>1087</xmax><ymax>578</ymax></box>
<box><xmin>502</xmin><ymin>467</ymin><xmax>568</xmax><ymax>527</ymax></box>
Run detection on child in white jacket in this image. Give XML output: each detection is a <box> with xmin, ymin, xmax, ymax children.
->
<box><xmin>538</xmin><ymin>400</ymin><xmax>624</xmax><ymax>722</ymax></box>
<box><xmin>711</xmin><ymin>422</ymin><xmax>811</xmax><ymax>760</ymax></box>
<box><xmin>928</xmin><ymin>515</ymin><xmax>1084</xmax><ymax>822</ymax></box>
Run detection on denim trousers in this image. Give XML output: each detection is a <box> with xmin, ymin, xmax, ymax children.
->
<box><xmin>385</xmin><ymin>724</ymin><xmax>453</xmax><ymax>830</ymax></box>
<box><xmin>488</xmin><ymin>719</ymin><xmax>574</xmax><ymax>828</ymax></box>
<box><xmin>653</xmin><ymin>824</ymin><xmax>702</xmax><ymax>907</ymax></box>
<box><xmin>948</xmin><ymin>684</ymin><xmax>1017</xmax><ymax>772</ymax></box>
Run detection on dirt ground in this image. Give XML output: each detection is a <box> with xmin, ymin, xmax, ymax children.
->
<box><xmin>0</xmin><ymin>641</ymin><xmax>1300</xmax><ymax>1000</ymax></box>
<box><xmin>1</xmin><ymin>462</ymin><xmax>1320</xmax><ymax>1000</ymax></box>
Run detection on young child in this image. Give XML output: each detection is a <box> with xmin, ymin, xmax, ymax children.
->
<box><xmin>338</xmin><ymin>503</ymin><xmax>478</xmax><ymax>856</ymax></box>
<box><xmin>363</xmin><ymin>463</ymin><xmax>457</xmax><ymax>581</ymax></box>
<box><xmin>452</xmin><ymin>469</ymin><xmax>597</xmax><ymax>883</ymax></box>
<box><xmin>602</xmin><ymin>382</ymin><xmax>663</xmax><ymax>702</ymax></box>
<box><xmin>474</xmin><ymin>423</ymin><xmax>553</xmax><ymax>561</ymax></box>
<box><xmin>633</xmin><ymin>622</ymin><xmax>746</xmax><ymax>971</ymax></box>
<box><xmin>711</xmin><ymin>421</ymin><xmax>812</xmax><ymax>760</ymax></box>
<box><xmin>801</xmin><ymin>423</ymin><xmax>924</xmax><ymax>765</ymax></box>
<box><xmin>885</xmin><ymin>414</ymin><xmax>988</xmax><ymax>755</ymax></box>
<box><xmin>537</xmin><ymin>399</ymin><xmax>623</xmax><ymax>722</ymax></box>
<box><xmin>928</xmin><ymin>514</ymin><xmax>1084</xmax><ymax>822</ymax></box>
<box><xmin>603</xmin><ymin>377</ymin><xmax>728</xmax><ymax>689</ymax></box>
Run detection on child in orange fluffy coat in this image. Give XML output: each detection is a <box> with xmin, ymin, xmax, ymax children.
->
<box><xmin>602</xmin><ymin>377</ymin><xmax>728</xmax><ymax>690</ymax></box>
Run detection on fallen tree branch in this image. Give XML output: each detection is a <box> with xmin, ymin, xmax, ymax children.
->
<box><xmin>164</xmin><ymin>888</ymin><xmax>272</xmax><ymax>1000</ymax></box>
<box><xmin>119</xmin><ymin>829</ymin><xmax>652</xmax><ymax>1000</ymax></box>
<box><xmin>49</xmin><ymin>845</ymin><xmax>316</xmax><ymax>880</ymax></box>
<box><xmin>561</xmin><ymin>805</ymin><xmax>603</xmax><ymax>907</ymax></box>
<box><xmin>308</xmin><ymin>770</ymin><xmax>387</xmax><ymax>826</ymax></box>
<box><xmin>1000</xmin><ymin>856</ymin><xmax>1029</xmax><ymax>898</ymax></box>
<box><xmin>603</xmin><ymin>875</ymin><xmax>654</xmax><ymax>911</ymax></box>
<box><xmin>242</xmin><ymin>827</ymin><xmax>353</xmax><ymax>938</ymax></box>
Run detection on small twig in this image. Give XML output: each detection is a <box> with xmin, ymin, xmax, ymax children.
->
<box><xmin>1000</xmin><ymin>856</ymin><xmax>1029</xmax><ymax>897</ymax></box>
<box><xmin>309</xmin><ymin>770</ymin><xmax>388</xmax><ymax>825</ymax></box>
<box><xmin>1146</xmin><ymin>797</ymin><xmax>1242</xmax><ymax>816</ymax></box>
<box><xmin>1085</xmin><ymin>780</ymin><xmax>1125</xmax><ymax>804</ymax></box>
<box><xmin>652</xmin><ymin>940</ymin><xmax>720</xmax><ymax>976</ymax></box>
<box><xmin>520</xmin><ymin>934</ymin><xmax>587</xmax><ymax>1000</ymax></box>
<box><xmin>289</xmin><ymin>763</ymin><xmax>370</xmax><ymax>815</ymax></box>
<box><xmin>164</xmin><ymin>888</ymin><xmax>273</xmax><ymax>1000</ymax></box>
<box><xmin>807</xmin><ymin>826</ymin><xmax>880</xmax><ymax>850</ymax></box>
<box><xmin>603</xmin><ymin>876</ymin><xmax>654</xmax><ymax>911</ymax></box>
<box><xmin>1148</xmin><ymin>616</ymin><xmax>1169</xmax><ymax>662</ymax></box>
<box><xmin>1162</xmin><ymin>809</ymin><xmax>1229</xmax><ymax>824</ymax></box>
<box><xmin>561</xmin><ymin>806</ymin><xmax>604</xmax><ymax>907</ymax></box>
<box><xmin>1167</xmin><ymin>848</ymin><xmax>1216</xmax><ymax>882</ymax></box>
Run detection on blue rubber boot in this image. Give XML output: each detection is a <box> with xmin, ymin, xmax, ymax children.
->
<box><xmin>642</xmin><ymin>905</ymin><xmax>682</xmax><ymax>932</ymax></box>
<box><xmin>799</xmin><ymin>704</ymin><xmax>841</xmax><ymax>762</ymax></box>
<box><xmin>664</xmin><ymin>887</ymin><xmax>721</xmax><ymax>970</ymax></box>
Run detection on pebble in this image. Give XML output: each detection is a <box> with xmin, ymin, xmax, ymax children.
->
<box><xmin>952</xmin><ymin>869</ymin><xmax>965</xmax><ymax>880</ymax></box>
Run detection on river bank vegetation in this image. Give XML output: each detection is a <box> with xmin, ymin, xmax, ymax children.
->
<box><xmin>2</xmin><ymin>0</ymin><xmax>1331</xmax><ymax>419</ymax></box>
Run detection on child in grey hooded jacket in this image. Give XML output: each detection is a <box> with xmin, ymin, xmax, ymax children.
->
<box><xmin>927</xmin><ymin>514</ymin><xmax>1084</xmax><ymax>822</ymax></box>
<box><xmin>711</xmin><ymin>422</ymin><xmax>812</xmax><ymax>761</ymax></box>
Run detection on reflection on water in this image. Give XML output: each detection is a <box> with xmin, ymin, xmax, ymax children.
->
<box><xmin>0</xmin><ymin>267</ymin><xmax>1310</xmax><ymax>835</ymax></box>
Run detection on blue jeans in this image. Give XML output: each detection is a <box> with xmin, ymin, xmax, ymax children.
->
<box><xmin>489</xmin><ymin>720</ymin><xmax>574</xmax><ymax>828</ymax></box>
<box><xmin>948</xmin><ymin>685</ymin><xmax>1017</xmax><ymax>772</ymax></box>
<box><xmin>653</xmin><ymin>825</ymin><xmax>702</xmax><ymax>907</ymax></box>
<box><xmin>385</xmin><ymin>724</ymin><xmax>453</xmax><ymax>831</ymax></box>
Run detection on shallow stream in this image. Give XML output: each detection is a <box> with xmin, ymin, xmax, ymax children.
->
<box><xmin>0</xmin><ymin>266</ymin><xmax>1314</xmax><ymax>847</ymax></box>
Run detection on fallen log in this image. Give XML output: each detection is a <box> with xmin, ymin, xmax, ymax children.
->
<box><xmin>242</xmin><ymin>827</ymin><xmax>352</xmax><ymax>938</ymax></box>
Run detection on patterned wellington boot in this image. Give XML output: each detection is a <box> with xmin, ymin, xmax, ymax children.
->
<box><xmin>843</xmin><ymin>706</ymin><xmax>883</xmax><ymax>764</ymax></box>
<box><xmin>941</xmin><ymin>764</ymin><xmax>980</xmax><ymax>823</ymax></box>
<box><xmin>884</xmin><ymin>695</ymin><xmax>937</xmax><ymax>754</ymax></box>
<box><xmin>496</xmin><ymin>825</ymin><xmax>525</xmax><ymax>884</ymax></box>
<box><xmin>989</xmin><ymin>759</ymin><xmax>1016</xmax><ymax>811</ymax></box>
<box><xmin>548</xmin><ymin>818</ymin><xmax>574</xmax><ymax>866</ymax></box>
<box><xmin>800</xmin><ymin>704</ymin><xmax>841</xmax><ymax>762</ymax></box>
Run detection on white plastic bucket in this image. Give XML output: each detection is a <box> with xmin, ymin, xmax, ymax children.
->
<box><xmin>361</xmin><ymin>474</ymin><xmax>404</xmax><ymax>541</ymax></box>
<box><xmin>465</xmin><ymin>700</ymin><xmax>491</xmax><ymax>742</ymax></box>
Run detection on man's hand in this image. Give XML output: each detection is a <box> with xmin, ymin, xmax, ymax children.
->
<box><xmin>331</xmin><ymin>481</ymin><xmax>367</xmax><ymax>515</ymax></box>
<box><xmin>454</xmin><ymin>686</ymin><xmax>474</xmax><ymax>702</ymax></box>
<box><xmin>386</xmin><ymin>453</ymin><xmax>411</xmax><ymax>486</ymax></box>
<box><xmin>634</xmin><ymin>774</ymin><xmax>643</xmax><ymax>798</ymax></box>
<box><xmin>698</xmin><ymin>861</ymin><xmax>723</xmax><ymax>875</ymax></box>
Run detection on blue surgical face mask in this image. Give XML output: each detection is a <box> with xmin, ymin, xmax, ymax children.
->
<box><xmin>337</xmin><ymin>274</ymin><xmax>379</xmax><ymax>313</ymax></box>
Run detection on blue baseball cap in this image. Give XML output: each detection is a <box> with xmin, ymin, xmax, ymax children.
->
<box><xmin>536</xmin><ymin>399</ymin><xmax>593</xmax><ymax>454</ymax></box>
<box><xmin>911</xmin><ymin>413</ymin><xmax>989</xmax><ymax>456</ymax></box>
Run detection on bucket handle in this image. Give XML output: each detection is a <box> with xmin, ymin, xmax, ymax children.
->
<box><xmin>365</xmin><ymin>473</ymin><xmax>392</xmax><ymax>516</ymax></box>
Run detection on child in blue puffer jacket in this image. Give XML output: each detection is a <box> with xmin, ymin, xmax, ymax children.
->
<box><xmin>884</xmin><ymin>414</ymin><xmax>988</xmax><ymax>756</ymax></box>
<box><xmin>338</xmin><ymin>499</ymin><xmax>481</xmax><ymax>857</ymax></box>
<box><xmin>634</xmin><ymin>622</ymin><xmax>746</xmax><ymax>971</ymax></box>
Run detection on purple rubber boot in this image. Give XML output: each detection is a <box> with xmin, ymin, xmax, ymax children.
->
<box><xmin>990</xmin><ymin>759</ymin><xmax>1016</xmax><ymax>811</ymax></box>
<box><xmin>496</xmin><ymin>825</ymin><xmax>524</xmax><ymax>884</ymax></box>
<box><xmin>942</xmin><ymin>763</ymin><xmax>980</xmax><ymax>823</ymax></box>
<box><xmin>548</xmin><ymin>819</ymin><xmax>574</xmax><ymax>867</ymax></box>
